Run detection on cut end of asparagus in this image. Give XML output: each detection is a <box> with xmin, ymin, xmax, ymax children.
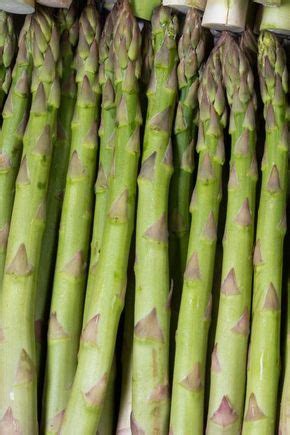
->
<box><xmin>260</xmin><ymin>3</ymin><xmax>290</xmax><ymax>36</ymax></box>
<box><xmin>105</xmin><ymin>0</ymin><xmax>162</xmax><ymax>20</ymax></box>
<box><xmin>162</xmin><ymin>0</ymin><xmax>206</xmax><ymax>13</ymax></box>
<box><xmin>0</xmin><ymin>0</ymin><xmax>35</xmax><ymax>14</ymax></box>
<box><xmin>202</xmin><ymin>0</ymin><xmax>249</xmax><ymax>33</ymax></box>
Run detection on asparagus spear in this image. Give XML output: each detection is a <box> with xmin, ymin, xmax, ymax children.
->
<box><xmin>0</xmin><ymin>17</ymin><xmax>32</xmax><ymax>290</ymax></box>
<box><xmin>0</xmin><ymin>9</ymin><xmax>60</xmax><ymax>433</ymax></box>
<box><xmin>169</xmin><ymin>7</ymin><xmax>207</xmax><ymax>364</ymax></box>
<box><xmin>202</xmin><ymin>0</ymin><xmax>249</xmax><ymax>33</ymax></box>
<box><xmin>35</xmin><ymin>3</ymin><xmax>79</xmax><ymax>363</ymax></box>
<box><xmin>206</xmin><ymin>34</ymin><xmax>257</xmax><ymax>435</ymax></box>
<box><xmin>242</xmin><ymin>31</ymin><xmax>288</xmax><ymax>435</ymax></box>
<box><xmin>260</xmin><ymin>1</ymin><xmax>290</xmax><ymax>36</ymax></box>
<box><xmin>280</xmin><ymin>269</ymin><xmax>290</xmax><ymax>434</ymax></box>
<box><xmin>0</xmin><ymin>11</ymin><xmax>16</xmax><ymax>113</ymax></box>
<box><xmin>60</xmin><ymin>1</ymin><xmax>142</xmax><ymax>432</ymax></box>
<box><xmin>132</xmin><ymin>6</ymin><xmax>178</xmax><ymax>433</ymax></box>
<box><xmin>0</xmin><ymin>0</ymin><xmax>35</xmax><ymax>14</ymax></box>
<box><xmin>42</xmin><ymin>3</ymin><xmax>101</xmax><ymax>432</ymax></box>
<box><xmin>170</xmin><ymin>38</ymin><xmax>227</xmax><ymax>435</ymax></box>
<box><xmin>82</xmin><ymin>8</ymin><xmax>117</xmax><ymax>324</ymax></box>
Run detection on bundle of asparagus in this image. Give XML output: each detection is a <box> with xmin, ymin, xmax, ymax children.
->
<box><xmin>0</xmin><ymin>1</ymin><xmax>289</xmax><ymax>434</ymax></box>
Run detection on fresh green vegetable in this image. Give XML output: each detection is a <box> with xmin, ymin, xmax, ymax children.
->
<box><xmin>0</xmin><ymin>11</ymin><xmax>16</xmax><ymax>113</ymax></box>
<box><xmin>82</xmin><ymin>6</ymin><xmax>117</xmax><ymax>325</ymax></box>
<box><xmin>170</xmin><ymin>38</ymin><xmax>227</xmax><ymax>435</ymax></box>
<box><xmin>0</xmin><ymin>9</ymin><xmax>60</xmax><ymax>433</ymax></box>
<box><xmin>242</xmin><ymin>31</ymin><xmax>288</xmax><ymax>435</ymax></box>
<box><xmin>169</xmin><ymin>7</ymin><xmax>206</xmax><ymax>365</ymax></box>
<box><xmin>61</xmin><ymin>1</ymin><xmax>142</xmax><ymax>432</ymax></box>
<box><xmin>206</xmin><ymin>34</ymin><xmax>257</xmax><ymax>435</ymax></box>
<box><xmin>0</xmin><ymin>17</ymin><xmax>32</xmax><ymax>290</ymax></box>
<box><xmin>132</xmin><ymin>6</ymin><xmax>178</xmax><ymax>433</ymax></box>
<box><xmin>35</xmin><ymin>2</ymin><xmax>79</xmax><ymax>365</ymax></box>
<box><xmin>42</xmin><ymin>3</ymin><xmax>101</xmax><ymax>432</ymax></box>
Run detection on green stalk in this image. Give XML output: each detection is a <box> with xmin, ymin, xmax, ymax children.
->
<box><xmin>132</xmin><ymin>6</ymin><xmax>178</xmax><ymax>433</ymax></box>
<box><xmin>279</xmin><ymin>270</ymin><xmax>290</xmax><ymax>434</ymax></box>
<box><xmin>0</xmin><ymin>9</ymin><xmax>60</xmax><ymax>433</ymax></box>
<box><xmin>0</xmin><ymin>17</ymin><xmax>32</xmax><ymax>290</ymax></box>
<box><xmin>35</xmin><ymin>2</ymin><xmax>79</xmax><ymax>365</ymax></box>
<box><xmin>169</xmin><ymin>8</ymin><xmax>207</xmax><ymax>365</ymax></box>
<box><xmin>242</xmin><ymin>31</ymin><xmax>288</xmax><ymax>435</ymax></box>
<box><xmin>42</xmin><ymin>3</ymin><xmax>101</xmax><ymax>433</ymax></box>
<box><xmin>206</xmin><ymin>35</ymin><xmax>257</xmax><ymax>435</ymax></box>
<box><xmin>82</xmin><ymin>8</ymin><xmax>117</xmax><ymax>325</ymax></box>
<box><xmin>170</xmin><ymin>39</ymin><xmax>227</xmax><ymax>434</ymax></box>
<box><xmin>0</xmin><ymin>11</ymin><xmax>16</xmax><ymax>113</ymax></box>
<box><xmin>60</xmin><ymin>1</ymin><xmax>142</xmax><ymax>432</ymax></box>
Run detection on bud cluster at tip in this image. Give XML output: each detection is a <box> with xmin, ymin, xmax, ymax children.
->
<box><xmin>258</xmin><ymin>31</ymin><xmax>288</xmax><ymax>106</ymax></box>
<box><xmin>177</xmin><ymin>8</ymin><xmax>206</xmax><ymax>90</ymax></box>
<box><xmin>198</xmin><ymin>44</ymin><xmax>227</xmax><ymax>143</ymax></box>
<box><xmin>151</xmin><ymin>6</ymin><xmax>178</xmax><ymax>65</ymax></box>
<box><xmin>222</xmin><ymin>34</ymin><xmax>257</xmax><ymax>132</ymax></box>
<box><xmin>99</xmin><ymin>9</ymin><xmax>116</xmax><ymax>87</ymax></box>
<box><xmin>74</xmin><ymin>1</ymin><xmax>100</xmax><ymax>84</ymax></box>
<box><xmin>113</xmin><ymin>0</ymin><xmax>142</xmax><ymax>89</ymax></box>
<box><xmin>0</xmin><ymin>11</ymin><xmax>16</xmax><ymax>99</ymax></box>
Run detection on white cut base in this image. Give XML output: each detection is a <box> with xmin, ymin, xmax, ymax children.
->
<box><xmin>104</xmin><ymin>0</ymin><xmax>116</xmax><ymax>10</ymax></box>
<box><xmin>0</xmin><ymin>0</ymin><xmax>35</xmax><ymax>14</ymax></box>
<box><xmin>202</xmin><ymin>0</ymin><xmax>249</xmax><ymax>33</ymax></box>
<box><xmin>163</xmin><ymin>0</ymin><xmax>206</xmax><ymax>12</ymax></box>
<box><xmin>37</xmin><ymin>0</ymin><xmax>72</xmax><ymax>7</ymax></box>
<box><xmin>260</xmin><ymin>2</ymin><xmax>290</xmax><ymax>35</ymax></box>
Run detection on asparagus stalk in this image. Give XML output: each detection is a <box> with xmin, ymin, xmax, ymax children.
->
<box><xmin>280</xmin><ymin>271</ymin><xmax>290</xmax><ymax>434</ymax></box>
<box><xmin>132</xmin><ymin>6</ymin><xmax>178</xmax><ymax>433</ymax></box>
<box><xmin>202</xmin><ymin>0</ymin><xmax>249</xmax><ymax>32</ymax></box>
<box><xmin>42</xmin><ymin>3</ymin><xmax>101</xmax><ymax>432</ymax></box>
<box><xmin>82</xmin><ymin>8</ymin><xmax>117</xmax><ymax>324</ymax></box>
<box><xmin>206</xmin><ymin>35</ymin><xmax>257</xmax><ymax>435</ymax></box>
<box><xmin>240</xmin><ymin>28</ymin><xmax>258</xmax><ymax>66</ymax></box>
<box><xmin>60</xmin><ymin>1</ymin><xmax>142</xmax><ymax>432</ymax></box>
<box><xmin>254</xmin><ymin>0</ymin><xmax>281</xmax><ymax>5</ymax></box>
<box><xmin>260</xmin><ymin>0</ymin><xmax>290</xmax><ymax>36</ymax></box>
<box><xmin>170</xmin><ymin>38</ymin><xmax>227</xmax><ymax>434</ymax></box>
<box><xmin>242</xmin><ymin>31</ymin><xmax>288</xmax><ymax>435</ymax></box>
<box><xmin>169</xmin><ymin>8</ymin><xmax>207</xmax><ymax>367</ymax></box>
<box><xmin>35</xmin><ymin>3</ymin><xmax>78</xmax><ymax>363</ymax></box>
<box><xmin>0</xmin><ymin>11</ymin><xmax>16</xmax><ymax>113</ymax></box>
<box><xmin>0</xmin><ymin>0</ymin><xmax>35</xmax><ymax>14</ymax></box>
<box><xmin>0</xmin><ymin>9</ymin><xmax>60</xmax><ymax>433</ymax></box>
<box><xmin>37</xmin><ymin>0</ymin><xmax>73</xmax><ymax>7</ymax></box>
<box><xmin>0</xmin><ymin>18</ymin><xmax>32</xmax><ymax>290</ymax></box>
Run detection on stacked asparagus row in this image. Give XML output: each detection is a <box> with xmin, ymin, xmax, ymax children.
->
<box><xmin>0</xmin><ymin>8</ymin><xmax>60</xmax><ymax>433</ymax></box>
<box><xmin>60</xmin><ymin>1</ymin><xmax>142</xmax><ymax>432</ymax></box>
<box><xmin>0</xmin><ymin>2</ymin><xmax>289</xmax><ymax>434</ymax></box>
